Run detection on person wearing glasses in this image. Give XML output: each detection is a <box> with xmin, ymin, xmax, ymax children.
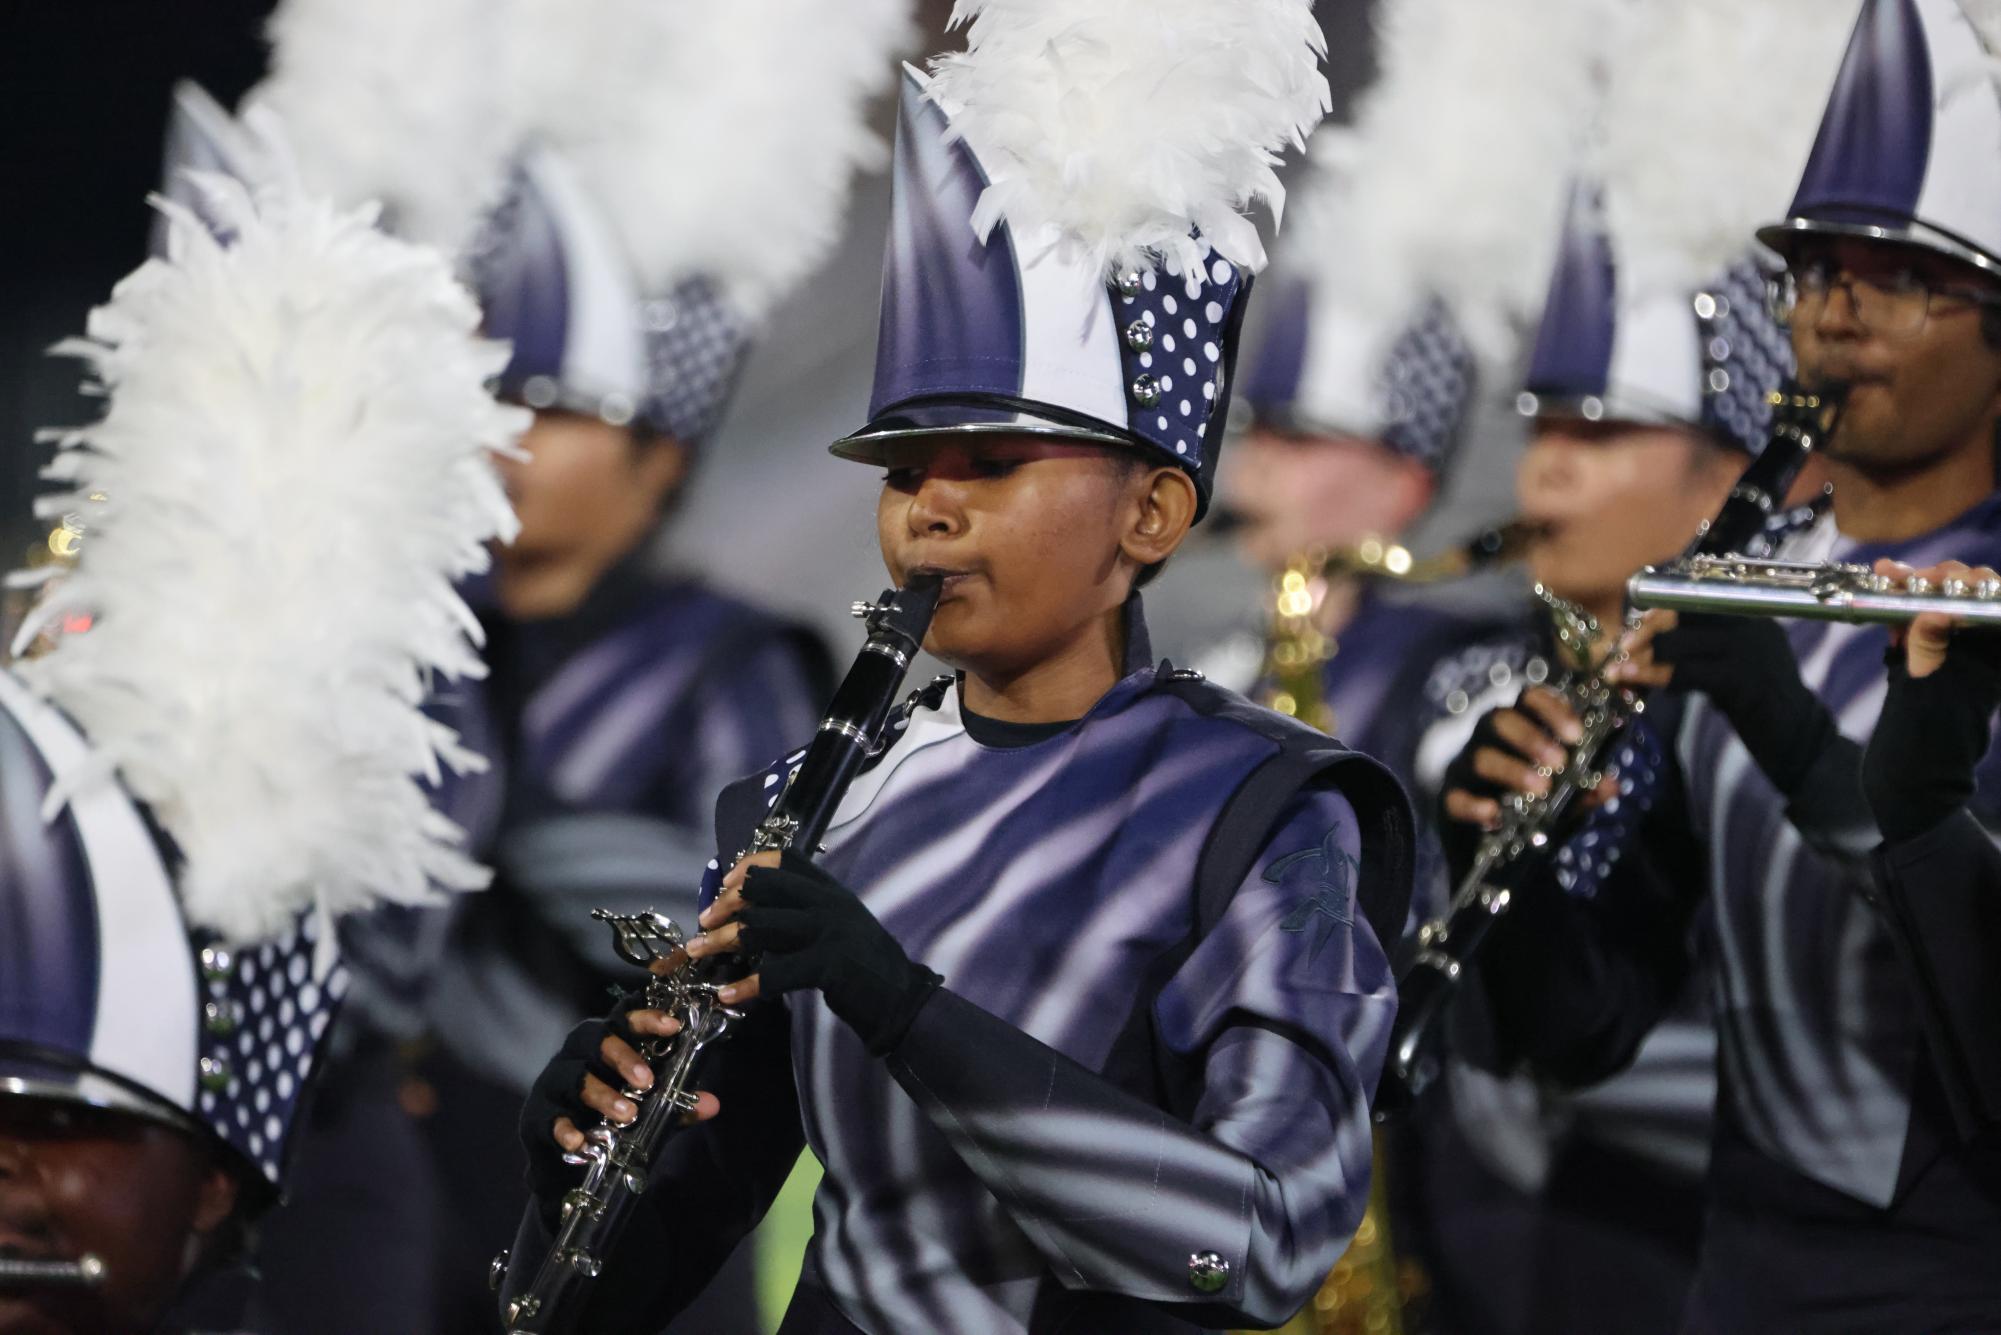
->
<box><xmin>1441</xmin><ymin>1</ymin><xmax>2001</xmax><ymax>1329</ymax></box>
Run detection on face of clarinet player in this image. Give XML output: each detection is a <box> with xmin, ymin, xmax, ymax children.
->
<box><xmin>0</xmin><ymin>1097</ymin><xmax>238</xmax><ymax>1335</ymax></box>
<box><xmin>493</xmin><ymin>410</ymin><xmax>689</xmax><ymax>620</ymax></box>
<box><xmin>876</xmin><ymin>435</ymin><xmax>1195</xmax><ymax>706</ymax></box>
<box><xmin>1787</xmin><ymin>236</ymin><xmax>2001</xmax><ymax>480</ymax></box>
<box><xmin>1516</xmin><ymin>419</ymin><xmax>1742</xmax><ymax>628</ymax></box>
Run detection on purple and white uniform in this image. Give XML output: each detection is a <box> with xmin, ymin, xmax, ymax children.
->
<box><xmin>533</xmin><ymin>601</ymin><xmax>1414</xmax><ymax>1334</ymax></box>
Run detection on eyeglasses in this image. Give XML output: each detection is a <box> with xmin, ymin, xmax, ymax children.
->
<box><xmin>1767</xmin><ymin>258</ymin><xmax>2001</xmax><ymax>340</ymax></box>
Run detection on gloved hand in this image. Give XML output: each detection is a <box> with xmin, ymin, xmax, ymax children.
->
<box><xmin>517</xmin><ymin>989</ymin><xmax>653</xmax><ymax>1220</ymax></box>
<box><xmin>1866</xmin><ymin>629</ymin><xmax>2001</xmax><ymax>842</ymax></box>
<box><xmin>696</xmin><ymin>850</ymin><xmax>941</xmax><ymax>1056</ymax></box>
<box><xmin>1614</xmin><ymin>609</ymin><xmax>1838</xmax><ymax>796</ymax></box>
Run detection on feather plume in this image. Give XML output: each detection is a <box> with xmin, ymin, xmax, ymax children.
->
<box><xmin>16</xmin><ymin>154</ymin><xmax>525</xmax><ymax>945</ymax></box>
<box><xmin>1960</xmin><ymin>0</ymin><xmax>2001</xmax><ymax>59</ymax></box>
<box><xmin>1278</xmin><ymin>0</ymin><xmax>1619</xmax><ymax>361</ymax></box>
<box><xmin>1599</xmin><ymin>0</ymin><xmax>1856</xmax><ymax>299</ymax></box>
<box><xmin>245</xmin><ymin>0</ymin><xmax>515</xmax><ymax>252</ymax></box>
<box><xmin>924</xmin><ymin>0</ymin><xmax>1331</xmax><ymax>281</ymax></box>
<box><xmin>502</xmin><ymin>0</ymin><xmax>915</xmax><ymax>323</ymax></box>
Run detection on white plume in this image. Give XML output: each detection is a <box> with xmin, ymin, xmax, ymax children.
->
<box><xmin>16</xmin><ymin>155</ymin><xmax>525</xmax><ymax>946</ymax></box>
<box><xmin>1279</xmin><ymin>0</ymin><xmax>1620</xmax><ymax>360</ymax></box>
<box><xmin>1960</xmin><ymin>0</ymin><xmax>2001</xmax><ymax>60</ymax></box>
<box><xmin>925</xmin><ymin>0</ymin><xmax>1331</xmax><ymax>281</ymax></box>
<box><xmin>1599</xmin><ymin>0</ymin><xmax>1857</xmax><ymax>299</ymax></box>
<box><xmin>245</xmin><ymin>0</ymin><xmax>516</xmax><ymax>253</ymax></box>
<box><xmin>504</xmin><ymin>0</ymin><xmax>915</xmax><ymax>323</ymax></box>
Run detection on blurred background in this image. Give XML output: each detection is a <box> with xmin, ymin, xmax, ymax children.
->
<box><xmin>0</xmin><ymin>0</ymin><xmax>1521</xmax><ymax>664</ymax></box>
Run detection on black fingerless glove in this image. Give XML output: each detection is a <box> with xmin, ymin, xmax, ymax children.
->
<box><xmin>1655</xmin><ymin>612</ymin><xmax>1839</xmax><ymax>796</ymax></box>
<box><xmin>518</xmin><ymin>989</ymin><xmax>651</xmax><ymax>1223</ymax></box>
<box><xmin>1438</xmin><ymin>706</ymin><xmax>1537</xmax><ymax>880</ymax></box>
<box><xmin>1865</xmin><ymin>632</ymin><xmax>2001</xmax><ymax>843</ymax></box>
<box><xmin>739</xmin><ymin>851</ymin><xmax>942</xmax><ymax>1056</ymax></box>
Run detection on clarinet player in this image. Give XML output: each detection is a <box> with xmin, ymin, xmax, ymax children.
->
<box><xmin>1442</xmin><ymin>1</ymin><xmax>2001</xmax><ymax>1329</ymax></box>
<box><xmin>504</xmin><ymin>8</ymin><xmax>1418</xmax><ymax>1333</ymax></box>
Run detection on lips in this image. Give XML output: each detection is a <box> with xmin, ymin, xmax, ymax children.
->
<box><xmin>906</xmin><ymin>564</ymin><xmax>978</xmax><ymax>597</ymax></box>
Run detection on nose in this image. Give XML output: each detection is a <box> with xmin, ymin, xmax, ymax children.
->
<box><xmin>1517</xmin><ymin>430</ymin><xmax>1581</xmax><ymax>509</ymax></box>
<box><xmin>905</xmin><ymin>472</ymin><xmax>968</xmax><ymax>539</ymax></box>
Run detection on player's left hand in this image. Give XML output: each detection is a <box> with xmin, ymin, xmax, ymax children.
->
<box><xmin>690</xmin><ymin>850</ymin><xmax>942</xmax><ymax>1056</ymax></box>
<box><xmin>1873</xmin><ymin>559</ymin><xmax>2001</xmax><ymax>679</ymax></box>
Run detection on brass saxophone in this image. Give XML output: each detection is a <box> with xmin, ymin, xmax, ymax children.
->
<box><xmin>493</xmin><ymin>576</ymin><xmax>943</xmax><ymax>1334</ymax></box>
<box><xmin>1263</xmin><ymin>523</ymin><xmax>1530</xmax><ymax>737</ymax></box>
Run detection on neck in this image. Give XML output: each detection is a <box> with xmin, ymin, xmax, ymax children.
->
<box><xmin>959</xmin><ymin>605</ymin><xmax>1126</xmax><ymax>723</ymax></box>
<box><xmin>1828</xmin><ymin>435</ymin><xmax>1996</xmax><ymax>543</ymax></box>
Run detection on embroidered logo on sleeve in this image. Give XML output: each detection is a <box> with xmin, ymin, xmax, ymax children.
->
<box><xmin>1266</xmin><ymin>824</ymin><xmax>1355</xmax><ymax>964</ymax></box>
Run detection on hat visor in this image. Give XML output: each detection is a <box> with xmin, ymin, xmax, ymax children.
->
<box><xmin>831</xmin><ymin>398</ymin><xmax>1134</xmax><ymax>465</ymax></box>
<box><xmin>1758</xmin><ymin>214</ymin><xmax>2001</xmax><ymax>281</ymax></box>
<box><xmin>0</xmin><ymin>1047</ymin><xmax>200</xmax><ymax>1139</ymax></box>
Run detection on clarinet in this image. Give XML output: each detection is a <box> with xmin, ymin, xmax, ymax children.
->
<box><xmin>1378</xmin><ymin>383</ymin><xmax>1844</xmax><ymax>1109</ymax></box>
<box><xmin>494</xmin><ymin>575</ymin><xmax>943</xmax><ymax>1334</ymax></box>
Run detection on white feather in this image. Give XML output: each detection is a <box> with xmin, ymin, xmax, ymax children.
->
<box><xmin>503</xmin><ymin>0</ymin><xmax>915</xmax><ymax>323</ymax></box>
<box><xmin>924</xmin><ymin>0</ymin><xmax>1331</xmax><ymax>280</ymax></box>
<box><xmin>17</xmin><ymin>163</ymin><xmax>525</xmax><ymax>946</ymax></box>
<box><xmin>1961</xmin><ymin>0</ymin><xmax>2001</xmax><ymax>59</ymax></box>
<box><xmin>1276</xmin><ymin>0</ymin><xmax>1621</xmax><ymax>361</ymax></box>
<box><xmin>1599</xmin><ymin>0</ymin><xmax>1858</xmax><ymax>299</ymax></box>
<box><xmin>245</xmin><ymin>0</ymin><xmax>516</xmax><ymax>253</ymax></box>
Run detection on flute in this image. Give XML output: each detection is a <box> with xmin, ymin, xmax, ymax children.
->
<box><xmin>1629</xmin><ymin>555</ymin><xmax>2001</xmax><ymax>627</ymax></box>
<box><xmin>0</xmin><ymin>1254</ymin><xmax>106</xmax><ymax>1289</ymax></box>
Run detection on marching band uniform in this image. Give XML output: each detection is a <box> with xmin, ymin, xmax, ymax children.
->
<box><xmin>1864</xmin><ymin>636</ymin><xmax>2001</xmax><ymax>1140</ymax></box>
<box><xmin>1465</xmin><ymin>2</ymin><xmax>2001</xmax><ymax>1328</ymax></box>
<box><xmin>1425</xmin><ymin>186</ymin><xmax>1800</xmax><ymax>1334</ymax></box>
<box><xmin>506</xmin><ymin>7</ymin><xmax>1420</xmax><ymax>1328</ymax></box>
<box><xmin>0</xmin><ymin>113</ymin><xmax>517</xmax><ymax>1335</ymax></box>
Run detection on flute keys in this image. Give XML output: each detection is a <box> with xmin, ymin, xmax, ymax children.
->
<box><xmin>1979</xmin><ymin>579</ymin><xmax>2001</xmax><ymax>600</ymax></box>
<box><xmin>1905</xmin><ymin>574</ymin><xmax>1933</xmax><ymax>595</ymax></box>
<box><xmin>1943</xmin><ymin>577</ymin><xmax>1970</xmax><ymax>598</ymax></box>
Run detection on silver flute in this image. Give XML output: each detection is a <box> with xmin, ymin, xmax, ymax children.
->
<box><xmin>0</xmin><ymin>1254</ymin><xmax>105</xmax><ymax>1289</ymax></box>
<box><xmin>1630</xmin><ymin>554</ymin><xmax>2001</xmax><ymax>626</ymax></box>
<box><xmin>493</xmin><ymin>576</ymin><xmax>943</xmax><ymax>1335</ymax></box>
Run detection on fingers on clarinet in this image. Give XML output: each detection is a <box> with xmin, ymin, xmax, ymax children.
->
<box><xmin>685</xmin><ymin>921</ymin><xmax>744</xmax><ymax>960</ymax></box>
<box><xmin>626</xmin><ymin>1009</ymin><xmax>680</xmax><ymax>1039</ymax></box>
<box><xmin>600</xmin><ymin>1032</ymin><xmax>654</xmax><ymax>1089</ymax></box>
<box><xmin>1473</xmin><ymin>745</ymin><xmax>1550</xmax><ymax>796</ymax></box>
<box><xmin>717</xmin><ymin>974</ymin><xmax>762</xmax><ymax>1006</ymax></box>
<box><xmin>1492</xmin><ymin>709</ymin><xmax>1568</xmax><ymax>770</ymax></box>
<box><xmin>1520</xmin><ymin>688</ymin><xmax>1585</xmax><ymax>744</ymax></box>
<box><xmin>680</xmin><ymin>1090</ymin><xmax>723</xmax><ymax>1127</ymax></box>
<box><xmin>1444</xmin><ymin>789</ymin><xmax>1502</xmax><ymax>831</ymax></box>
<box><xmin>581</xmin><ymin>1073</ymin><xmax>639</xmax><ymax>1125</ymax></box>
<box><xmin>553</xmin><ymin>1117</ymin><xmax>584</xmax><ymax>1153</ymax></box>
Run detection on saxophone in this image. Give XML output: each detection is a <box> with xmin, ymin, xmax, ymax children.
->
<box><xmin>1380</xmin><ymin>384</ymin><xmax>1844</xmax><ymax>1106</ymax></box>
<box><xmin>1263</xmin><ymin>524</ymin><xmax>1531</xmax><ymax>736</ymax></box>
<box><xmin>493</xmin><ymin>575</ymin><xmax>943</xmax><ymax>1335</ymax></box>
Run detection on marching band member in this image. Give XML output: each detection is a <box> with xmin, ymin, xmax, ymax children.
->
<box><xmin>505</xmin><ymin>3</ymin><xmax>1421</xmax><ymax>1330</ymax></box>
<box><xmin>1861</xmin><ymin>559</ymin><xmax>2001</xmax><ymax>1144</ymax></box>
<box><xmin>1447</xmin><ymin>1</ymin><xmax>2001</xmax><ymax>1327</ymax></box>
<box><xmin>0</xmin><ymin>109</ymin><xmax>518</xmax><ymax>1334</ymax></box>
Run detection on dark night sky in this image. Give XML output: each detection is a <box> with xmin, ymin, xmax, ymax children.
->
<box><xmin>1</xmin><ymin>1</ymin><xmax>278</xmax><ymax>563</ymax></box>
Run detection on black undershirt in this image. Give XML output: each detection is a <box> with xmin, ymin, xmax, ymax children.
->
<box><xmin>959</xmin><ymin>704</ymin><xmax>1078</xmax><ymax>749</ymax></box>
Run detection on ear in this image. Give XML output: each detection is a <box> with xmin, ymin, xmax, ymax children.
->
<box><xmin>630</xmin><ymin>435</ymin><xmax>691</xmax><ymax>512</ymax></box>
<box><xmin>189</xmin><ymin>1161</ymin><xmax>240</xmax><ymax>1236</ymax></box>
<box><xmin>1120</xmin><ymin>466</ymin><xmax>1199</xmax><ymax>570</ymax></box>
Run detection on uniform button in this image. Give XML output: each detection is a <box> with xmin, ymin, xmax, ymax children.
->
<box><xmin>1187</xmin><ymin>1250</ymin><xmax>1230</xmax><ymax>1294</ymax></box>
